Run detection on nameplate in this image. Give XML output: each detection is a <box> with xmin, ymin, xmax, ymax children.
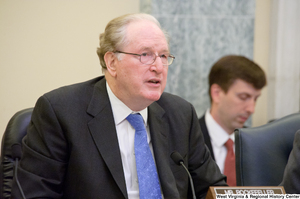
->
<box><xmin>206</xmin><ymin>186</ymin><xmax>286</xmax><ymax>199</ymax></box>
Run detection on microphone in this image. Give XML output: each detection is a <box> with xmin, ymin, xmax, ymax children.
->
<box><xmin>11</xmin><ymin>143</ymin><xmax>26</xmax><ymax>199</ymax></box>
<box><xmin>171</xmin><ymin>151</ymin><xmax>196</xmax><ymax>199</ymax></box>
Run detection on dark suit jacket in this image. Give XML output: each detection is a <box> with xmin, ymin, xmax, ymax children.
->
<box><xmin>11</xmin><ymin>76</ymin><xmax>226</xmax><ymax>199</ymax></box>
<box><xmin>199</xmin><ymin>114</ymin><xmax>247</xmax><ymax>161</ymax></box>
<box><xmin>198</xmin><ymin>115</ymin><xmax>215</xmax><ymax>160</ymax></box>
<box><xmin>280</xmin><ymin>129</ymin><xmax>300</xmax><ymax>193</ymax></box>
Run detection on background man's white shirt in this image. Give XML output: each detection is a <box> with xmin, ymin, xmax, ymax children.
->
<box><xmin>205</xmin><ymin>109</ymin><xmax>235</xmax><ymax>173</ymax></box>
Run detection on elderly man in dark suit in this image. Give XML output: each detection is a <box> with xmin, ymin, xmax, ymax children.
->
<box><xmin>11</xmin><ymin>13</ymin><xmax>226</xmax><ymax>199</ymax></box>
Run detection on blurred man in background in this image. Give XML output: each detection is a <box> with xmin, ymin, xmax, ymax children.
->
<box><xmin>199</xmin><ymin>55</ymin><xmax>267</xmax><ymax>186</ymax></box>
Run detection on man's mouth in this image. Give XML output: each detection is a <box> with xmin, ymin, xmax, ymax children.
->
<box><xmin>239</xmin><ymin>115</ymin><xmax>249</xmax><ymax>122</ymax></box>
<box><xmin>148</xmin><ymin>79</ymin><xmax>160</xmax><ymax>84</ymax></box>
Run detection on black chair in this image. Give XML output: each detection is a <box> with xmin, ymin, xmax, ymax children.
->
<box><xmin>0</xmin><ymin>108</ymin><xmax>33</xmax><ymax>199</ymax></box>
<box><xmin>235</xmin><ymin>112</ymin><xmax>300</xmax><ymax>186</ymax></box>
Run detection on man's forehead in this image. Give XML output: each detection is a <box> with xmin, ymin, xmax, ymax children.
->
<box><xmin>125</xmin><ymin>21</ymin><xmax>169</xmax><ymax>51</ymax></box>
<box><xmin>230</xmin><ymin>79</ymin><xmax>255</xmax><ymax>88</ymax></box>
<box><xmin>228</xmin><ymin>79</ymin><xmax>262</xmax><ymax>94</ymax></box>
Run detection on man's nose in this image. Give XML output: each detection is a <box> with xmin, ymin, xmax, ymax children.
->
<box><xmin>246</xmin><ymin>99</ymin><xmax>256</xmax><ymax>113</ymax></box>
<box><xmin>150</xmin><ymin>56</ymin><xmax>164</xmax><ymax>73</ymax></box>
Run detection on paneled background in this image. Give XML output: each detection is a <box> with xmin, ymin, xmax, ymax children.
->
<box><xmin>141</xmin><ymin>0</ymin><xmax>256</xmax><ymax>124</ymax></box>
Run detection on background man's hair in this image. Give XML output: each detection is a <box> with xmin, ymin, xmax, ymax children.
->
<box><xmin>208</xmin><ymin>55</ymin><xmax>267</xmax><ymax>102</ymax></box>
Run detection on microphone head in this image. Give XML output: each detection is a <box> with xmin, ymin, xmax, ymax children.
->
<box><xmin>11</xmin><ymin>143</ymin><xmax>22</xmax><ymax>160</ymax></box>
<box><xmin>170</xmin><ymin>151</ymin><xmax>184</xmax><ymax>165</ymax></box>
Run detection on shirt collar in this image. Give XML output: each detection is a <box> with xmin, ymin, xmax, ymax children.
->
<box><xmin>205</xmin><ymin>109</ymin><xmax>235</xmax><ymax>147</ymax></box>
<box><xmin>106</xmin><ymin>82</ymin><xmax>148</xmax><ymax>125</ymax></box>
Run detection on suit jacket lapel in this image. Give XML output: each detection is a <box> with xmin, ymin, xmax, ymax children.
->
<box><xmin>199</xmin><ymin>115</ymin><xmax>215</xmax><ymax>160</ymax></box>
<box><xmin>148</xmin><ymin>102</ymin><xmax>180</xmax><ymax>198</ymax></box>
<box><xmin>87</xmin><ymin>78</ymin><xmax>127</xmax><ymax>198</ymax></box>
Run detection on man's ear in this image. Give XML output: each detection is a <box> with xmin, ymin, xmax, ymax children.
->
<box><xmin>210</xmin><ymin>84</ymin><xmax>223</xmax><ymax>103</ymax></box>
<box><xmin>104</xmin><ymin>51</ymin><xmax>117</xmax><ymax>77</ymax></box>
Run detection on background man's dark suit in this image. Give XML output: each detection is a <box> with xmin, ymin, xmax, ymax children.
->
<box><xmin>199</xmin><ymin>114</ymin><xmax>247</xmax><ymax>161</ymax></box>
<box><xmin>198</xmin><ymin>115</ymin><xmax>215</xmax><ymax>160</ymax></box>
<box><xmin>280</xmin><ymin>129</ymin><xmax>300</xmax><ymax>193</ymax></box>
<box><xmin>11</xmin><ymin>76</ymin><xmax>226</xmax><ymax>199</ymax></box>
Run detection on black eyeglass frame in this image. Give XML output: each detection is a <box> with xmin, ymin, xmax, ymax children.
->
<box><xmin>114</xmin><ymin>50</ymin><xmax>175</xmax><ymax>66</ymax></box>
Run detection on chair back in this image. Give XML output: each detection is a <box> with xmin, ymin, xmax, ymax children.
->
<box><xmin>0</xmin><ymin>108</ymin><xmax>33</xmax><ymax>199</ymax></box>
<box><xmin>235</xmin><ymin>112</ymin><xmax>300</xmax><ymax>186</ymax></box>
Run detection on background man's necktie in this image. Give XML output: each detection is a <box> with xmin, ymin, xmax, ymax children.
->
<box><xmin>224</xmin><ymin>138</ymin><xmax>236</xmax><ymax>186</ymax></box>
<box><xmin>126</xmin><ymin>113</ymin><xmax>162</xmax><ymax>199</ymax></box>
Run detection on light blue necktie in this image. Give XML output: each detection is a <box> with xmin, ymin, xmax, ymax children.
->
<box><xmin>126</xmin><ymin>113</ymin><xmax>162</xmax><ymax>199</ymax></box>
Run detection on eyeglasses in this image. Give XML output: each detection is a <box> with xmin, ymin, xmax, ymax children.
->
<box><xmin>114</xmin><ymin>50</ymin><xmax>175</xmax><ymax>66</ymax></box>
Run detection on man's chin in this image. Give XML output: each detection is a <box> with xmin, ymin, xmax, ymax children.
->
<box><xmin>145</xmin><ymin>92</ymin><xmax>163</xmax><ymax>102</ymax></box>
<box><xmin>234</xmin><ymin>121</ymin><xmax>245</xmax><ymax>129</ymax></box>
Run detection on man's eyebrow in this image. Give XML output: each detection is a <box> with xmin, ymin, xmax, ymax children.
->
<box><xmin>237</xmin><ymin>92</ymin><xmax>251</xmax><ymax>95</ymax></box>
<box><xmin>237</xmin><ymin>92</ymin><xmax>261</xmax><ymax>98</ymax></box>
<box><xmin>142</xmin><ymin>47</ymin><xmax>152</xmax><ymax>50</ymax></box>
<box><xmin>137</xmin><ymin>46</ymin><xmax>152</xmax><ymax>51</ymax></box>
<box><xmin>160</xmin><ymin>49</ymin><xmax>170</xmax><ymax>53</ymax></box>
<box><xmin>138</xmin><ymin>46</ymin><xmax>169</xmax><ymax>53</ymax></box>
